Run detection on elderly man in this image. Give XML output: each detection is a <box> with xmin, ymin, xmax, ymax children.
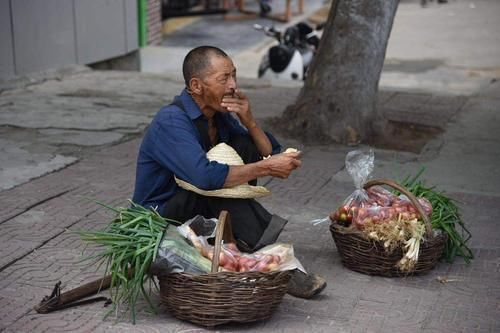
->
<box><xmin>133</xmin><ymin>46</ymin><xmax>325</xmax><ymax>298</ymax></box>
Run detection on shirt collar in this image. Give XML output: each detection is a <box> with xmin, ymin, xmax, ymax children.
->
<box><xmin>180</xmin><ymin>89</ymin><xmax>203</xmax><ymax>120</ymax></box>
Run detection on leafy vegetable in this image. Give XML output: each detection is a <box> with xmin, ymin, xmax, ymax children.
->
<box><xmin>397</xmin><ymin>168</ymin><xmax>473</xmax><ymax>264</ymax></box>
<box><xmin>77</xmin><ymin>200</ymin><xmax>181</xmax><ymax>323</ymax></box>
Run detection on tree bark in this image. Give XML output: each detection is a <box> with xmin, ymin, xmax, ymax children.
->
<box><xmin>276</xmin><ymin>0</ymin><xmax>399</xmax><ymax>145</ymax></box>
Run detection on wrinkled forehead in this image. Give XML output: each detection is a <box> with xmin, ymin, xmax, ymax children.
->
<box><xmin>205</xmin><ymin>55</ymin><xmax>236</xmax><ymax>77</ymax></box>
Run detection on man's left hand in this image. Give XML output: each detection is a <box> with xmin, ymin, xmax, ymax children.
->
<box><xmin>221</xmin><ymin>89</ymin><xmax>255</xmax><ymax>129</ymax></box>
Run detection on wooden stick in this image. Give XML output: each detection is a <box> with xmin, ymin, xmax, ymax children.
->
<box><xmin>34</xmin><ymin>274</ymin><xmax>112</xmax><ymax>313</ymax></box>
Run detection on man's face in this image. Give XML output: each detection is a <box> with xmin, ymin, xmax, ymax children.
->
<box><xmin>199</xmin><ymin>56</ymin><xmax>237</xmax><ymax>113</ymax></box>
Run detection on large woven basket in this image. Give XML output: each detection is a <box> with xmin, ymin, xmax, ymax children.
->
<box><xmin>159</xmin><ymin>211</ymin><xmax>291</xmax><ymax>327</ymax></box>
<box><xmin>330</xmin><ymin>178</ymin><xmax>447</xmax><ymax>277</ymax></box>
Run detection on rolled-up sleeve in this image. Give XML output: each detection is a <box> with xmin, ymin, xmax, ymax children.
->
<box><xmin>150</xmin><ymin>111</ymin><xmax>229</xmax><ymax>190</ymax></box>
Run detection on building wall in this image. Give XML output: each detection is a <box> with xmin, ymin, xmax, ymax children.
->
<box><xmin>146</xmin><ymin>0</ymin><xmax>162</xmax><ymax>46</ymax></box>
<box><xmin>0</xmin><ymin>0</ymin><xmax>15</xmax><ymax>78</ymax></box>
<box><xmin>0</xmin><ymin>0</ymin><xmax>139</xmax><ymax>79</ymax></box>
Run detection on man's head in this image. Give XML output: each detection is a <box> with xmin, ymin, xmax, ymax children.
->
<box><xmin>182</xmin><ymin>46</ymin><xmax>237</xmax><ymax>114</ymax></box>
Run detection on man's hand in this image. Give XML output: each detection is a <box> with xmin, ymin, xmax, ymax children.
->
<box><xmin>223</xmin><ymin>151</ymin><xmax>302</xmax><ymax>188</ymax></box>
<box><xmin>221</xmin><ymin>89</ymin><xmax>254</xmax><ymax>129</ymax></box>
<box><xmin>221</xmin><ymin>88</ymin><xmax>272</xmax><ymax>157</ymax></box>
<box><xmin>263</xmin><ymin>151</ymin><xmax>302</xmax><ymax>179</ymax></box>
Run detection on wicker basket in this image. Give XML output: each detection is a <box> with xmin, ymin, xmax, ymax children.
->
<box><xmin>159</xmin><ymin>211</ymin><xmax>291</xmax><ymax>327</ymax></box>
<box><xmin>330</xmin><ymin>178</ymin><xmax>447</xmax><ymax>277</ymax></box>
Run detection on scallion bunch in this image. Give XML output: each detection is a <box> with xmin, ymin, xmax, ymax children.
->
<box><xmin>398</xmin><ymin>168</ymin><xmax>473</xmax><ymax>264</ymax></box>
<box><xmin>77</xmin><ymin>200</ymin><xmax>181</xmax><ymax>323</ymax></box>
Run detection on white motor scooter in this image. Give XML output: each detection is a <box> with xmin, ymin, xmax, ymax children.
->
<box><xmin>254</xmin><ymin>21</ymin><xmax>323</xmax><ymax>81</ymax></box>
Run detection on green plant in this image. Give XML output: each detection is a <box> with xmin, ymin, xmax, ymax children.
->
<box><xmin>398</xmin><ymin>168</ymin><xmax>473</xmax><ymax>264</ymax></box>
<box><xmin>77</xmin><ymin>200</ymin><xmax>181</xmax><ymax>323</ymax></box>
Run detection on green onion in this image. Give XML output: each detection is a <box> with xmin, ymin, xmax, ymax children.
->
<box><xmin>76</xmin><ymin>200</ymin><xmax>181</xmax><ymax>323</ymax></box>
<box><xmin>397</xmin><ymin>167</ymin><xmax>473</xmax><ymax>264</ymax></box>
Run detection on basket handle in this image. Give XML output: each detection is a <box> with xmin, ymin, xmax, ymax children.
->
<box><xmin>210</xmin><ymin>210</ymin><xmax>231</xmax><ymax>274</ymax></box>
<box><xmin>363</xmin><ymin>178</ymin><xmax>433</xmax><ymax>237</ymax></box>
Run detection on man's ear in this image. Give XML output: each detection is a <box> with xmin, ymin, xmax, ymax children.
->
<box><xmin>189</xmin><ymin>78</ymin><xmax>203</xmax><ymax>95</ymax></box>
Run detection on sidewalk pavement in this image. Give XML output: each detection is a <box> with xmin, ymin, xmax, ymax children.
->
<box><xmin>1</xmin><ymin>1</ymin><xmax>500</xmax><ymax>332</ymax></box>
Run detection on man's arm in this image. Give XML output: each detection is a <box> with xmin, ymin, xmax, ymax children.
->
<box><xmin>223</xmin><ymin>151</ymin><xmax>301</xmax><ymax>188</ymax></box>
<box><xmin>245</xmin><ymin>120</ymin><xmax>273</xmax><ymax>157</ymax></box>
<box><xmin>221</xmin><ymin>89</ymin><xmax>272</xmax><ymax>157</ymax></box>
<box><xmin>152</xmin><ymin>110</ymin><xmax>229</xmax><ymax>190</ymax></box>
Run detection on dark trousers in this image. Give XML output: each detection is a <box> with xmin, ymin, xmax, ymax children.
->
<box><xmin>163</xmin><ymin>134</ymin><xmax>287</xmax><ymax>251</ymax></box>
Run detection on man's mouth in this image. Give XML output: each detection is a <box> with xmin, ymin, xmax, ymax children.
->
<box><xmin>223</xmin><ymin>88</ymin><xmax>236</xmax><ymax>98</ymax></box>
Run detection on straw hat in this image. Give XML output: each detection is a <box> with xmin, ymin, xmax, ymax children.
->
<box><xmin>174</xmin><ymin>143</ymin><xmax>270</xmax><ymax>199</ymax></box>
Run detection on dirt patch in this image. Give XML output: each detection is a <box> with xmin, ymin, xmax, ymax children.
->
<box><xmin>368</xmin><ymin>121</ymin><xmax>443</xmax><ymax>154</ymax></box>
<box><xmin>265</xmin><ymin>116</ymin><xmax>442</xmax><ymax>154</ymax></box>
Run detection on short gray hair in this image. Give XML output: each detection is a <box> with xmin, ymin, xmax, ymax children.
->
<box><xmin>182</xmin><ymin>46</ymin><xmax>229</xmax><ymax>87</ymax></box>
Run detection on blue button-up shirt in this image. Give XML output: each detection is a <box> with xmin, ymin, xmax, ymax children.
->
<box><xmin>132</xmin><ymin>89</ymin><xmax>281</xmax><ymax>215</ymax></box>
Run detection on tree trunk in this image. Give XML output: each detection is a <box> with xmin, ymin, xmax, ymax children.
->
<box><xmin>276</xmin><ymin>0</ymin><xmax>399</xmax><ymax>145</ymax></box>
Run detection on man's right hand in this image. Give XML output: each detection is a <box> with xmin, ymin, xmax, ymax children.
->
<box><xmin>263</xmin><ymin>151</ymin><xmax>302</xmax><ymax>179</ymax></box>
<box><xmin>223</xmin><ymin>151</ymin><xmax>302</xmax><ymax>188</ymax></box>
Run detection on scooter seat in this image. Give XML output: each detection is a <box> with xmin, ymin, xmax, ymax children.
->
<box><xmin>269</xmin><ymin>45</ymin><xmax>295</xmax><ymax>73</ymax></box>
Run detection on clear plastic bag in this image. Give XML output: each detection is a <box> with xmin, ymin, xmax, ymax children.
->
<box><xmin>228</xmin><ymin>243</ymin><xmax>305</xmax><ymax>273</ymax></box>
<box><xmin>355</xmin><ymin>206</ymin><xmax>397</xmax><ymax>226</ymax></box>
<box><xmin>330</xmin><ymin>150</ymin><xmax>376</xmax><ymax>227</ymax></box>
<box><xmin>329</xmin><ymin>150</ymin><xmax>433</xmax><ymax>229</ymax></box>
<box><xmin>395</xmin><ymin>194</ymin><xmax>433</xmax><ymax>219</ymax></box>
<box><xmin>150</xmin><ymin>216</ymin><xmax>225</xmax><ymax>276</ymax></box>
<box><xmin>178</xmin><ymin>215</ymin><xmax>305</xmax><ymax>273</ymax></box>
<box><xmin>311</xmin><ymin>150</ymin><xmax>375</xmax><ymax>226</ymax></box>
<box><xmin>149</xmin><ymin>227</ymin><xmax>212</xmax><ymax>277</ymax></box>
<box><xmin>179</xmin><ymin>219</ymin><xmax>241</xmax><ymax>272</ymax></box>
<box><xmin>366</xmin><ymin>186</ymin><xmax>394</xmax><ymax>206</ymax></box>
<box><xmin>345</xmin><ymin>149</ymin><xmax>375</xmax><ymax>204</ymax></box>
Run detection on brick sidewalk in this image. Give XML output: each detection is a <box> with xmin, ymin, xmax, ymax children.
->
<box><xmin>0</xmin><ymin>77</ymin><xmax>499</xmax><ymax>331</ymax></box>
<box><xmin>1</xmin><ymin>136</ymin><xmax>499</xmax><ymax>332</ymax></box>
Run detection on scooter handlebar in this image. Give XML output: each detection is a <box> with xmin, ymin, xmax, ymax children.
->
<box><xmin>254</xmin><ymin>24</ymin><xmax>281</xmax><ymax>39</ymax></box>
<box><xmin>253</xmin><ymin>24</ymin><xmax>264</xmax><ymax>31</ymax></box>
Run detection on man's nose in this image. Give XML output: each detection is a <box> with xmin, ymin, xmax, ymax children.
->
<box><xmin>228</xmin><ymin>76</ymin><xmax>237</xmax><ymax>89</ymax></box>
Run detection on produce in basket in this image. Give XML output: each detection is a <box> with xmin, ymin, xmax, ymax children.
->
<box><xmin>330</xmin><ymin>186</ymin><xmax>432</xmax><ymax>228</ymax></box>
<box><xmin>329</xmin><ymin>150</ymin><xmax>436</xmax><ymax>272</ymax></box>
<box><xmin>330</xmin><ymin>185</ymin><xmax>432</xmax><ymax>271</ymax></box>
<box><xmin>159</xmin><ymin>211</ymin><xmax>294</xmax><ymax>327</ymax></box>
<box><xmin>178</xmin><ymin>218</ymin><xmax>304</xmax><ymax>273</ymax></box>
